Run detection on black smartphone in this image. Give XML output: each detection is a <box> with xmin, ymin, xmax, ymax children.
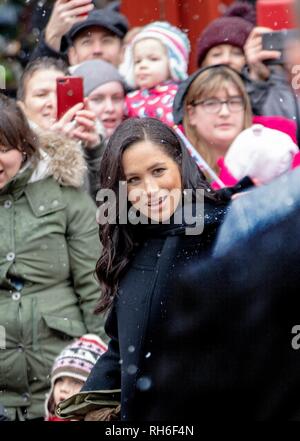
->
<box><xmin>262</xmin><ymin>31</ymin><xmax>285</xmax><ymax>65</ymax></box>
<box><xmin>262</xmin><ymin>29</ymin><xmax>300</xmax><ymax>65</ymax></box>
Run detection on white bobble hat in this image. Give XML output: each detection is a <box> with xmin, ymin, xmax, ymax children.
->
<box><xmin>224</xmin><ymin>124</ymin><xmax>298</xmax><ymax>184</ymax></box>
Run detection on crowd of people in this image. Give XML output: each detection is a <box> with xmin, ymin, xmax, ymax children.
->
<box><xmin>1</xmin><ymin>0</ymin><xmax>300</xmax><ymax>422</ymax></box>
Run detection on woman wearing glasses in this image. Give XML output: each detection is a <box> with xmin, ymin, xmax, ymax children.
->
<box><xmin>173</xmin><ymin>65</ymin><xmax>298</xmax><ymax>188</ymax></box>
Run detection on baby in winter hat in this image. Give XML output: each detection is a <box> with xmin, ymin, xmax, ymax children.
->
<box><xmin>224</xmin><ymin>124</ymin><xmax>298</xmax><ymax>185</ymax></box>
<box><xmin>196</xmin><ymin>2</ymin><xmax>256</xmax><ymax>71</ymax></box>
<box><xmin>45</xmin><ymin>334</ymin><xmax>107</xmax><ymax>421</ymax></box>
<box><xmin>121</xmin><ymin>21</ymin><xmax>190</xmax><ymax>126</ymax></box>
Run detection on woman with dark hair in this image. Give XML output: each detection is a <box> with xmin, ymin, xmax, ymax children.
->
<box><xmin>56</xmin><ymin>117</ymin><xmax>229</xmax><ymax>421</ymax></box>
<box><xmin>0</xmin><ymin>94</ymin><xmax>105</xmax><ymax>420</ymax></box>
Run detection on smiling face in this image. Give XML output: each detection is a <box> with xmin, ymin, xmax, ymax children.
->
<box><xmin>133</xmin><ymin>38</ymin><xmax>170</xmax><ymax>89</ymax></box>
<box><xmin>19</xmin><ymin>68</ymin><xmax>64</xmax><ymax>129</ymax></box>
<box><xmin>202</xmin><ymin>44</ymin><xmax>246</xmax><ymax>72</ymax></box>
<box><xmin>87</xmin><ymin>81</ymin><xmax>125</xmax><ymax>138</ymax></box>
<box><xmin>187</xmin><ymin>82</ymin><xmax>245</xmax><ymax>157</ymax></box>
<box><xmin>122</xmin><ymin>140</ymin><xmax>182</xmax><ymax>222</ymax></box>
<box><xmin>0</xmin><ymin>146</ymin><xmax>23</xmax><ymax>189</ymax></box>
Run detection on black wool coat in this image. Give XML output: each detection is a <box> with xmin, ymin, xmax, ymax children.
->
<box><xmin>82</xmin><ymin>200</ymin><xmax>228</xmax><ymax>420</ymax></box>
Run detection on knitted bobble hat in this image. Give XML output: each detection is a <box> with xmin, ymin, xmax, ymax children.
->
<box><xmin>224</xmin><ymin>125</ymin><xmax>298</xmax><ymax>184</ymax></box>
<box><xmin>196</xmin><ymin>2</ymin><xmax>256</xmax><ymax>67</ymax></box>
<box><xmin>72</xmin><ymin>59</ymin><xmax>126</xmax><ymax>97</ymax></box>
<box><xmin>45</xmin><ymin>334</ymin><xmax>107</xmax><ymax>417</ymax></box>
<box><xmin>120</xmin><ymin>21</ymin><xmax>191</xmax><ymax>88</ymax></box>
<box><xmin>50</xmin><ymin>334</ymin><xmax>107</xmax><ymax>384</ymax></box>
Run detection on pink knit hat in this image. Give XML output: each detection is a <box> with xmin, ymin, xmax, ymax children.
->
<box><xmin>196</xmin><ymin>2</ymin><xmax>256</xmax><ymax>67</ymax></box>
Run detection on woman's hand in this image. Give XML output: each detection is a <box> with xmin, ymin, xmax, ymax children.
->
<box><xmin>244</xmin><ymin>26</ymin><xmax>281</xmax><ymax>81</ymax></box>
<box><xmin>51</xmin><ymin>99</ymin><xmax>103</xmax><ymax>149</ymax></box>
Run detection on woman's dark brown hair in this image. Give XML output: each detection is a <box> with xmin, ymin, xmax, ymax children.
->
<box><xmin>95</xmin><ymin>117</ymin><xmax>223</xmax><ymax>313</ymax></box>
<box><xmin>0</xmin><ymin>93</ymin><xmax>39</xmax><ymax>160</ymax></box>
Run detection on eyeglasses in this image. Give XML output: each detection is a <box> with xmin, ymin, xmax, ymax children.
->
<box><xmin>191</xmin><ymin>96</ymin><xmax>245</xmax><ymax>114</ymax></box>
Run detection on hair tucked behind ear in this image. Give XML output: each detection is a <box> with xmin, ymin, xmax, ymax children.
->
<box><xmin>95</xmin><ymin>117</ymin><xmax>223</xmax><ymax>313</ymax></box>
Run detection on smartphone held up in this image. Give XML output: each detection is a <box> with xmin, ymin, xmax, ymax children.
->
<box><xmin>262</xmin><ymin>30</ymin><xmax>300</xmax><ymax>65</ymax></box>
<box><xmin>257</xmin><ymin>0</ymin><xmax>299</xmax><ymax>65</ymax></box>
<box><xmin>56</xmin><ymin>76</ymin><xmax>84</xmax><ymax>120</ymax></box>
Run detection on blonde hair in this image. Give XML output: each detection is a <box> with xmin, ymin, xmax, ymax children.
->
<box><xmin>183</xmin><ymin>66</ymin><xmax>252</xmax><ymax>172</ymax></box>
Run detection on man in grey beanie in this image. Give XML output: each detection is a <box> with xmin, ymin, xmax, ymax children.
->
<box><xmin>73</xmin><ymin>58</ymin><xmax>126</xmax><ymax>137</ymax></box>
<box><xmin>73</xmin><ymin>58</ymin><xmax>126</xmax><ymax>97</ymax></box>
<box><xmin>73</xmin><ymin>59</ymin><xmax>127</xmax><ymax>198</ymax></box>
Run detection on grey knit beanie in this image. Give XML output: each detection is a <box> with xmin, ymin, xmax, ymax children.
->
<box><xmin>72</xmin><ymin>59</ymin><xmax>126</xmax><ymax>97</ymax></box>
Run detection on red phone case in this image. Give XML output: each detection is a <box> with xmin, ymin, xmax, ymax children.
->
<box><xmin>56</xmin><ymin>76</ymin><xmax>84</xmax><ymax>120</ymax></box>
<box><xmin>256</xmin><ymin>0</ymin><xmax>296</xmax><ymax>30</ymax></box>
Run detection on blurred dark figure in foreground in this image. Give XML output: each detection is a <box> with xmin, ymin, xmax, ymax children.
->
<box><xmin>134</xmin><ymin>170</ymin><xmax>300</xmax><ymax>420</ymax></box>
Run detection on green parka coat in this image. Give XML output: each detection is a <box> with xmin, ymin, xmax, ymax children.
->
<box><xmin>0</xmin><ymin>132</ymin><xmax>105</xmax><ymax>420</ymax></box>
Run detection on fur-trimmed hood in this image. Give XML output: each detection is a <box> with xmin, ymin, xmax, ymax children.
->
<box><xmin>29</xmin><ymin>129</ymin><xmax>87</xmax><ymax>188</ymax></box>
